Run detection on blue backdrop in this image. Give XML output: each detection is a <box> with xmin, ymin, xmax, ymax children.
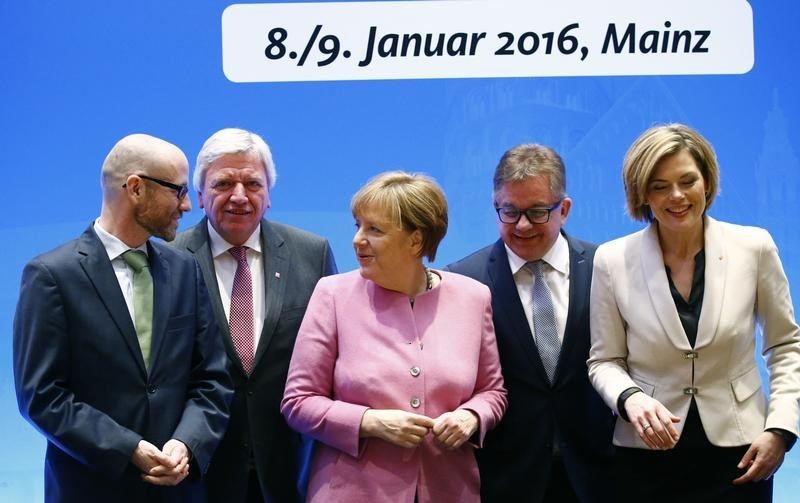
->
<box><xmin>2</xmin><ymin>1</ymin><xmax>798</xmax><ymax>501</ymax></box>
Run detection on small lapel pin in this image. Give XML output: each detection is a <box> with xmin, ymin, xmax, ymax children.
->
<box><xmin>275</xmin><ymin>272</ymin><xmax>281</xmax><ymax>279</ymax></box>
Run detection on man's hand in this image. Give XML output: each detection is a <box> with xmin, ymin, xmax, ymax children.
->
<box><xmin>133</xmin><ymin>439</ymin><xmax>191</xmax><ymax>486</ymax></box>
<box><xmin>131</xmin><ymin>440</ymin><xmax>173</xmax><ymax>475</ymax></box>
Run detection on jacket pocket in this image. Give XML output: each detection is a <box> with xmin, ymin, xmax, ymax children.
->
<box><xmin>731</xmin><ymin>366</ymin><xmax>762</xmax><ymax>402</ymax></box>
<box><xmin>166</xmin><ymin>313</ymin><xmax>193</xmax><ymax>332</ymax></box>
<box><xmin>630</xmin><ymin>375</ymin><xmax>656</xmax><ymax>397</ymax></box>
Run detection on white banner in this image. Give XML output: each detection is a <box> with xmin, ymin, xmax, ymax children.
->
<box><xmin>222</xmin><ymin>0</ymin><xmax>754</xmax><ymax>83</ymax></box>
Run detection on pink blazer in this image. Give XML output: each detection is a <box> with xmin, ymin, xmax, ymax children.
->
<box><xmin>282</xmin><ymin>269</ymin><xmax>507</xmax><ymax>503</ymax></box>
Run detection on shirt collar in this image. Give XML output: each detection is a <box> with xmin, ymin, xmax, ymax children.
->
<box><xmin>504</xmin><ymin>232</ymin><xmax>569</xmax><ymax>275</ymax></box>
<box><xmin>207</xmin><ymin>221</ymin><xmax>262</xmax><ymax>258</ymax></box>
<box><xmin>94</xmin><ymin>218</ymin><xmax>148</xmax><ymax>261</ymax></box>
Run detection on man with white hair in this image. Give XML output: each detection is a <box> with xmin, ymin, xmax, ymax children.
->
<box><xmin>13</xmin><ymin>133</ymin><xmax>233</xmax><ymax>502</ymax></box>
<box><xmin>173</xmin><ymin>128</ymin><xmax>336</xmax><ymax>502</ymax></box>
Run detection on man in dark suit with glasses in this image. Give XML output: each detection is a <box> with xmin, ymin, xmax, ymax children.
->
<box><xmin>447</xmin><ymin>144</ymin><xmax>616</xmax><ymax>503</ymax></box>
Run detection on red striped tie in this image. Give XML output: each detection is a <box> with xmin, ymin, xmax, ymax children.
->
<box><xmin>229</xmin><ymin>246</ymin><xmax>254</xmax><ymax>374</ymax></box>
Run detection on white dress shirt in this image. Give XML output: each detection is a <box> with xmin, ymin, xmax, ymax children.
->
<box><xmin>207</xmin><ymin>222</ymin><xmax>265</xmax><ymax>353</ymax></box>
<box><xmin>505</xmin><ymin>233</ymin><xmax>570</xmax><ymax>344</ymax></box>
<box><xmin>94</xmin><ymin>219</ymin><xmax>148</xmax><ymax>323</ymax></box>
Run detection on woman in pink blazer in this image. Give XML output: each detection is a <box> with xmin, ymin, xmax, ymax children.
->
<box><xmin>281</xmin><ymin>171</ymin><xmax>507</xmax><ymax>502</ymax></box>
<box><xmin>588</xmin><ymin>124</ymin><xmax>800</xmax><ymax>502</ymax></box>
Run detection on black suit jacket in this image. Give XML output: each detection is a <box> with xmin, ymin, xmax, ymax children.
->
<box><xmin>447</xmin><ymin>234</ymin><xmax>615</xmax><ymax>503</ymax></box>
<box><xmin>13</xmin><ymin>225</ymin><xmax>233</xmax><ymax>503</ymax></box>
<box><xmin>172</xmin><ymin>218</ymin><xmax>337</xmax><ymax>503</ymax></box>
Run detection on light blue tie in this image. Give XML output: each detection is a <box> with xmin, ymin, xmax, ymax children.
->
<box><xmin>529</xmin><ymin>260</ymin><xmax>560</xmax><ymax>383</ymax></box>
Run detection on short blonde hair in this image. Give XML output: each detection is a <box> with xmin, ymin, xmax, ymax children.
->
<box><xmin>351</xmin><ymin>171</ymin><xmax>448</xmax><ymax>262</ymax></box>
<box><xmin>623</xmin><ymin>123</ymin><xmax>720</xmax><ymax>222</ymax></box>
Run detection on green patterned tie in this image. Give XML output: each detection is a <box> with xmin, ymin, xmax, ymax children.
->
<box><xmin>122</xmin><ymin>250</ymin><xmax>153</xmax><ymax>371</ymax></box>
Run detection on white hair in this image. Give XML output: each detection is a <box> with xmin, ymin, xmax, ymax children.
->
<box><xmin>193</xmin><ymin>128</ymin><xmax>276</xmax><ymax>192</ymax></box>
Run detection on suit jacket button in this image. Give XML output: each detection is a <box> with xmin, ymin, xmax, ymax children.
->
<box><xmin>410</xmin><ymin>366</ymin><xmax>421</xmax><ymax>377</ymax></box>
<box><xmin>147</xmin><ymin>385</ymin><xmax>157</xmax><ymax>394</ymax></box>
<box><xmin>247</xmin><ymin>390</ymin><xmax>254</xmax><ymax>396</ymax></box>
<box><xmin>410</xmin><ymin>397</ymin><xmax>421</xmax><ymax>408</ymax></box>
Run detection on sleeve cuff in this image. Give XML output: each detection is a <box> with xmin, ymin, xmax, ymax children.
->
<box><xmin>766</xmin><ymin>428</ymin><xmax>797</xmax><ymax>451</ymax></box>
<box><xmin>616</xmin><ymin>387</ymin><xmax>643</xmax><ymax>422</ymax></box>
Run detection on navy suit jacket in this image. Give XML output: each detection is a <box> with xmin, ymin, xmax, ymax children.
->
<box><xmin>447</xmin><ymin>233</ymin><xmax>616</xmax><ymax>503</ymax></box>
<box><xmin>172</xmin><ymin>218</ymin><xmax>337</xmax><ymax>503</ymax></box>
<box><xmin>13</xmin><ymin>225</ymin><xmax>233</xmax><ymax>503</ymax></box>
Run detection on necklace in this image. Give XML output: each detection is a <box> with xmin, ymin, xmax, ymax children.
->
<box><xmin>411</xmin><ymin>268</ymin><xmax>434</xmax><ymax>307</ymax></box>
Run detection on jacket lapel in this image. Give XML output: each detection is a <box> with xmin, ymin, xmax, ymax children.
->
<box><xmin>180</xmin><ymin>220</ymin><xmax>238</xmax><ymax>364</ymax></box>
<box><xmin>557</xmin><ymin>233</ymin><xmax>588</xmax><ymax>383</ymax></box>
<box><xmin>77</xmin><ymin>226</ymin><xmax>147</xmax><ymax>376</ymax></box>
<box><xmin>695</xmin><ymin>217</ymin><xmax>726</xmax><ymax>349</ymax></box>
<box><xmin>186</xmin><ymin>222</ymin><xmax>229</xmax><ymax>335</ymax></box>
<box><xmin>146</xmin><ymin>241</ymin><xmax>170</xmax><ymax>372</ymax></box>
<box><xmin>486</xmin><ymin>240</ymin><xmax>551</xmax><ymax>383</ymax></box>
<box><xmin>254</xmin><ymin>220</ymin><xmax>288</xmax><ymax>367</ymax></box>
<box><xmin>640</xmin><ymin>223</ymin><xmax>692</xmax><ymax>350</ymax></box>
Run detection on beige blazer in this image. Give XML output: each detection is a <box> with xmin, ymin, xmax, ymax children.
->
<box><xmin>588</xmin><ymin>216</ymin><xmax>800</xmax><ymax>448</ymax></box>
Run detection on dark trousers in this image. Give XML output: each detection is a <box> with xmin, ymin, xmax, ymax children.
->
<box><xmin>615</xmin><ymin>404</ymin><xmax>772</xmax><ymax>503</ymax></box>
<box><xmin>245</xmin><ymin>466</ymin><xmax>266</xmax><ymax>503</ymax></box>
<box><xmin>542</xmin><ymin>456</ymin><xmax>580</xmax><ymax>503</ymax></box>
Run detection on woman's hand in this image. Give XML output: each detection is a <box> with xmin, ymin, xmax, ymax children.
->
<box><xmin>359</xmin><ymin>409</ymin><xmax>434</xmax><ymax>448</ymax></box>
<box><xmin>624</xmin><ymin>392</ymin><xmax>681</xmax><ymax>450</ymax></box>
<box><xmin>432</xmin><ymin>409</ymin><xmax>479</xmax><ymax>450</ymax></box>
<box><xmin>733</xmin><ymin>431</ymin><xmax>786</xmax><ymax>485</ymax></box>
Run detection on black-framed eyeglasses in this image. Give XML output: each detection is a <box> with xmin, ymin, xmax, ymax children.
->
<box><xmin>123</xmin><ymin>174</ymin><xmax>189</xmax><ymax>200</ymax></box>
<box><xmin>495</xmin><ymin>199</ymin><xmax>563</xmax><ymax>224</ymax></box>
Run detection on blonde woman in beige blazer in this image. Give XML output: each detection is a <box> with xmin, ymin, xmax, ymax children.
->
<box><xmin>588</xmin><ymin>124</ymin><xmax>800</xmax><ymax>502</ymax></box>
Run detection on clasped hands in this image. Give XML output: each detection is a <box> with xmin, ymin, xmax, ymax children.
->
<box><xmin>360</xmin><ymin>408</ymin><xmax>478</xmax><ymax>450</ymax></box>
<box><xmin>624</xmin><ymin>393</ymin><xmax>786</xmax><ymax>484</ymax></box>
<box><xmin>131</xmin><ymin>438</ymin><xmax>191</xmax><ymax>486</ymax></box>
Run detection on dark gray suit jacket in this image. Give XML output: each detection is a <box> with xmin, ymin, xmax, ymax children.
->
<box><xmin>447</xmin><ymin>233</ymin><xmax>616</xmax><ymax>503</ymax></box>
<box><xmin>13</xmin><ymin>225</ymin><xmax>233</xmax><ymax>502</ymax></box>
<box><xmin>172</xmin><ymin>218</ymin><xmax>336</xmax><ymax>503</ymax></box>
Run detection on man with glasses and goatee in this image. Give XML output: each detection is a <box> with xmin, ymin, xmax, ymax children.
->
<box><xmin>13</xmin><ymin>133</ymin><xmax>233</xmax><ymax>502</ymax></box>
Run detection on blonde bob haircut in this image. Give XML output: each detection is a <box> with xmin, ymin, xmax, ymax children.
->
<box><xmin>351</xmin><ymin>171</ymin><xmax>448</xmax><ymax>262</ymax></box>
<box><xmin>623</xmin><ymin>123</ymin><xmax>720</xmax><ymax>222</ymax></box>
